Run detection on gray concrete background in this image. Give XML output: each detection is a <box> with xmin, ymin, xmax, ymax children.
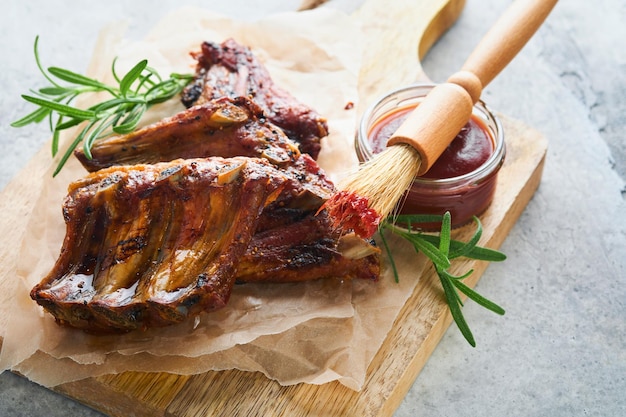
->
<box><xmin>1</xmin><ymin>0</ymin><xmax>625</xmax><ymax>416</ymax></box>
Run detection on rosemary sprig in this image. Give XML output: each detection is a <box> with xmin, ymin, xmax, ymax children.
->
<box><xmin>11</xmin><ymin>36</ymin><xmax>194</xmax><ymax>176</ymax></box>
<box><xmin>380</xmin><ymin>212</ymin><xmax>506</xmax><ymax>346</ymax></box>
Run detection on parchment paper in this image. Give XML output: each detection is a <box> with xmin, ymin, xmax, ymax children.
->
<box><xmin>0</xmin><ymin>6</ymin><xmax>428</xmax><ymax>391</ymax></box>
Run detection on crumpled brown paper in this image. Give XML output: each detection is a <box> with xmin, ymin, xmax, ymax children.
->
<box><xmin>0</xmin><ymin>6</ymin><xmax>428</xmax><ymax>391</ymax></box>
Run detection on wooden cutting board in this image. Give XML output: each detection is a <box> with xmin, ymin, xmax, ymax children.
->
<box><xmin>0</xmin><ymin>0</ymin><xmax>548</xmax><ymax>415</ymax></box>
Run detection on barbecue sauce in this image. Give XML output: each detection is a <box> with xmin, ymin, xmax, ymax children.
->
<box><xmin>355</xmin><ymin>84</ymin><xmax>505</xmax><ymax>230</ymax></box>
<box><xmin>369</xmin><ymin>108</ymin><xmax>494</xmax><ymax>179</ymax></box>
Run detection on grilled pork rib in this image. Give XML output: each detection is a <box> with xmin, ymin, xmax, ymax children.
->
<box><xmin>238</xmin><ymin>210</ymin><xmax>380</xmax><ymax>283</ymax></box>
<box><xmin>75</xmin><ymin>96</ymin><xmax>301</xmax><ymax>172</ymax></box>
<box><xmin>181</xmin><ymin>38</ymin><xmax>328</xmax><ymax>159</ymax></box>
<box><xmin>31</xmin><ymin>158</ymin><xmax>380</xmax><ymax>333</ymax></box>
<box><xmin>32</xmin><ymin>158</ymin><xmax>278</xmax><ymax>332</ymax></box>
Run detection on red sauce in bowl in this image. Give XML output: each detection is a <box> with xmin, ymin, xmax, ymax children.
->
<box><xmin>369</xmin><ymin>107</ymin><xmax>494</xmax><ymax>179</ymax></box>
<box><xmin>356</xmin><ymin>85</ymin><xmax>505</xmax><ymax>230</ymax></box>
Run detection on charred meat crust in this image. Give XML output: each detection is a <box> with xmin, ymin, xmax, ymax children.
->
<box><xmin>181</xmin><ymin>38</ymin><xmax>328</xmax><ymax>159</ymax></box>
<box><xmin>237</xmin><ymin>210</ymin><xmax>380</xmax><ymax>283</ymax></box>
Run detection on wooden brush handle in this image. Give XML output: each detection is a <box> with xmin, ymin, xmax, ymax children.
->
<box><xmin>388</xmin><ymin>0</ymin><xmax>558</xmax><ymax>175</ymax></box>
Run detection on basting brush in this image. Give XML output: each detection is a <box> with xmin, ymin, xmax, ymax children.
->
<box><xmin>324</xmin><ymin>0</ymin><xmax>559</xmax><ymax>238</ymax></box>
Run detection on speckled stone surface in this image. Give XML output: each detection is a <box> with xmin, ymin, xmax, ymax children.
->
<box><xmin>1</xmin><ymin>1</ymin><xmax>624</xmax><ymax>416</ymax></box>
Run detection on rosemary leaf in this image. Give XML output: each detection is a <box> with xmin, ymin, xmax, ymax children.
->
<box><xmin>51</xmin><ymin>113</ymin><xmax>67</xmax><ymax>156</ymax></box>
<box><xmin>142</xmin><ymin>65</ymin><xmax>164</xmax><ymax>85</ymax></box>
<box><xmin>38</xmin><ymin>86</ymin><xmax>74</xmax><ymax>96</ymax></box>
<box><xmin>145</xmin><ymin>76</ymin><xmax>194</xmax><ymax>104</ymax></box>
<box><xmin>450</xmin><ymin>278</ymin><xmax>506</xmax><ymax>315</ymax></box>
<box><xmin>439</xmin><ymin>211</ymin><xmax>452</xmax><ymax>257</ymax></box>
<box><xmin>54</xmin><ymin>117</ymin><xmax>85</xmax><ymax>131</ymax></box>
<box><xmin>112</xmin><ymin>104</ymin><xmax>146</xmax><ymax>134</ymax></box>
<box><xmin>47</xmin><ymin>67</ymin><xmax>110</xmax><ymax>90</ymax></box>
<box><xmin>88</xmin><ymin>97</ymin><xmax>144</xmax><ymax>114</ymax></box>
<box><xmin>440</xmin><ymin>268</ymin><xmax>474</xmax><ymax>282</ymax></box>
<box><xmin>385</xmin><ymin>224</ymin><xmax>450</xmax><ymax>270</ymax></box>
<box><xmin>10</xmin><ymin>106</ymin><xmax>51</xmax><ymax>127</ymax></box>
<box><xmin>33</xmin><ymin>36</ymin><xmax>58</xmax><ymax>87</ymax></box>
<box><xmin>119</xmin><ymin>60</ymin><xmax>148</xmax><ymax>96</ymax></box>
<box><xmin>52</xmin><ymin>129</ymin><xmax>60</xmax><ymax>157</ymax></box>
<box><xmin>111</xmin><ymin>57</ymin><xmax>122</xmax><ymax>84</ymax></box>
<box><xmin>449</xmin><ymin>216</ymin><xmax>482</xmax><ymax>259</ymax></box>
<box><xmin>418</xmin><ymin>234</ymin><xmax>506</xmax><ymax>261</ymax></box>
<box><xmin>79</xmin><ymin>119</ymin><xmax>99</xmax><ymax>159</ymax></box>
<box><xmin>21</xmin><ymin>95</ymin><xmax>95</xmax><ymax>120</ymax></box>
<box><xmin>439</xmin><ymin>272</ymin><xmax>476</xmax><ymax>347</ymax></box>
<box><xmin>53</xmin><ymin>127</ymin><xmax>90</xmax><ymax>177</ymax></box>
<box><xmin>409</xmin><ymin>234</ymin><xmax>451</xmax><ymax>270</ymax></box>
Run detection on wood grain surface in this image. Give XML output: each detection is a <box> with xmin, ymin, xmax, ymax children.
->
<box><xmin>0</xmin><ymin>0</ymin><xmax>549</xmax><ymax>415</ymax></box>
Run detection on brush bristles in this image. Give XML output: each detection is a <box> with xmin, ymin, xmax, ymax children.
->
<box><xmin>339</xmin><ymin>144</ymin><xmax>422</xmax><ymax>221</ymax></box>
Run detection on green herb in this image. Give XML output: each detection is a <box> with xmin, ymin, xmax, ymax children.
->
<box><xmin>11</xmin><ymin>36</ymin><xmax>194</xmax><ymax>176</ymax></box>
<box><xmin>380</xmin><ymin>212</ymin><xmax>506</xmax><ymax>347</ymax></box>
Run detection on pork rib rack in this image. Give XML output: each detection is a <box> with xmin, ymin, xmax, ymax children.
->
<box><xmin>31</xmin><ymin>158</ymin><xmax>380</xmax><ymax>333</ymax></box>
<box><xmin>181</xmin><ymin>38</ymin><xmax>328</xmax><ymax>159</ymax></box>
<box><xmin>74</xmin><ymin>96</ymin><xmax>301</xmax><ymax>172</ymax></box>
